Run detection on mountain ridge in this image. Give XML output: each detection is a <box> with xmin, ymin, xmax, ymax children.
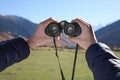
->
<box><xmin>0</xmin><ymin>15</ymin><xmax>120</xmax><ymax>48</ymax></box>
<box><xmin>95</xmin><ymin>19</ymin><xmax>120</xmax><ymax>47</ymax></box>
<box><xmin>0</xmin><ymin>15</ymin><xmax>76</xmax><ymax>48</ymax></box>
<box><xmin>0</xmin><ymin>15</ymin><xmax>38</xmax><ymax>40</ymax></box>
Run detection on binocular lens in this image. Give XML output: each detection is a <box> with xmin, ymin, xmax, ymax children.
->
<box><xmin>64</xmin><ymin>23</ymin><xmax>75</xmax><ymax>36</ymax></box>
<box><xmin>45</xmin><ymin>21</ymin><xmax>82</xmax><ymax>37</ymax></box>
<box><xmin>45</xmin><ymin>23</ymin><xmax>61</xmax><ymax>37</ymax></box>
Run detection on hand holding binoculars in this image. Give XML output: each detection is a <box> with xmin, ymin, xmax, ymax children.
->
<box><xmin>45</xmin><ymin>21</ymin><xmax>82</xmax><ymax>37</ymax></box>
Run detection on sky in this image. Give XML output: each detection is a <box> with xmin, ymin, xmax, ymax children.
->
<box><xmin>0</xmin><ymin>0</ymin><xmax>120</xmax><ymax>27</ymax></box>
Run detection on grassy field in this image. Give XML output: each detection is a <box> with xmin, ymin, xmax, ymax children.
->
<box><xmin>0</xmin><ymin>47</ymin><xmax>120</xmax><ymax>80</ymax></box>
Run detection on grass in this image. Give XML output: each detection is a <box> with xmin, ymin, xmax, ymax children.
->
<box><xmin>0</xmin><ymin>47</ymin><xmax>120</xmax><ymax>80</ymax></box>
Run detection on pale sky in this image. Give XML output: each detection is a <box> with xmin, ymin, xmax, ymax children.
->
<box><xmin>0</xmin><ymin>0</ymin><xmax>120</xmax><ymax>26</ymax></box>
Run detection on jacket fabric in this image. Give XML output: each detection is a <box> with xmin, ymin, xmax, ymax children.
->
<box><xmin>1</xmin><ymin>38</ymin><xmax>120</xmax><ymax>80</ymax></box>
<box><xmin>86</xmin><ymin>43</ymin><xmax>120</xmax><ymax>80</ymax></box>
<box><xmin>0</xmin><ymin>38</ymin><xmax>30</xmax><ymax>71</ymax></box>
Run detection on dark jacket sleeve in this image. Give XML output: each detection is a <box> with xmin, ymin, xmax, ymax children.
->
<box><xmin>86</xmin><ymin>43</ymin><xmax>120</xmax><ymax>80</ymax></box>
<box><xmin>0</xmin><ymin>38</ymin><xmax>30</xmax><ymax>72</ymax></box>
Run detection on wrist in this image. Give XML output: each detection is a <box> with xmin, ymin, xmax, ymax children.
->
<box><xmin>26</xmin><ymin>38</ymin><xmax>38</xmax><ymax>49</ymax></box>
<box><xmin>86</xmin><ymin>40</ymin><xmax>97</xmax><ymax>50</ymax></box>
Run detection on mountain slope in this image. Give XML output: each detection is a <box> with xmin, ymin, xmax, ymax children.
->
<box><xmin>0</xmin><ymin>15</ymin><xmax>76</xmax><ymax>47</ymax></box>
<box><xmin>1</xmin><ymin>15</ymin><xmax>120</xmax><ymax>48</ymax></box>
<box><xmin>0</xmin><ymin>15</ymin><xmax>37</xmax><ymax>40</ymax></box>
<box><xmin>95</xmin><ymin>20</ymin><xmax>120</xmax><ymax>47</ymax></box>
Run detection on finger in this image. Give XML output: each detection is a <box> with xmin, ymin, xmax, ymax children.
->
<box><xmin>68</xmin><ymin>36</ymin><xmax>79</xmax><ymax>44</ymax></box>
<box><xmin>72</xmin><ymin>18</ymin><xmax>91</xmax><ymax>28</ymax></box>
<box><xmin>72</xmin><ymin>18</ymin><xmax>88</xmax><ymax>25</ymax></box>
<box><xmin>36</xmin><ymin>18</ymin><xmax>58</xmax><ymax>33</ymax></box>
<box><xmin>45</xmin><ymin>17</ymin><xmax>58</xmax><ymax>23</ymax></box>
<box><xmin>42</xmin><ymin>17</ymin><xmax>58</xmax><ymax>26</ymax></box>
<box><xmin>38</xmin><ymin>17</ymin><xmax>58</xmax><ymax>28</ymax></box>
<box><xmin>68</xmin><ymin>36</ymin><xmax>76</xmax><ymax>41</ymax></box>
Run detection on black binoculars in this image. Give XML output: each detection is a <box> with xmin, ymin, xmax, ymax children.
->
<box><xmin>45</xmin><ymin>21</ymin><xmax>82</xmax><ymax>37</ymax></box>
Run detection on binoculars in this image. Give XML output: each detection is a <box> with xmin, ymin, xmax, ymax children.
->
<box><xmin>45</xmin><ymin>21</ymin><xmax>82</xmax><ymax>37</ymax></box>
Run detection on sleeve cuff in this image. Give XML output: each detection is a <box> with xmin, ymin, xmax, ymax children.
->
<box><xmin>10</xmin><ymin>38</ymin><xmax>30</xmax><ymax>61</ymax></box>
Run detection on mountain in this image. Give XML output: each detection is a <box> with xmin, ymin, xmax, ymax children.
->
<box><xmin>95</xmin><ymin>20</ymin><xmax>120</xmax><ymax>47</ymax></box>
<box><xmin>1</xmin><ymin>15</ymin><xmax>120</xmax><ymax>48</ymax></box>
<box><xmin>0</xmin><ymin>15</ymin><xmax>37</xmax><ymax>41</ymax></box>
<box><xmin>0</xmin><ymin>15</ymin><xmax>76</xmax><ymax>48</ymax></box>
<box><xmin>60</xmin><ymin>34</ymin><xmax>76</xmax><ymax>48</ymax></box>
<box><xmin>93</xmin><ymin>24</ymin><xmax>103</xmax><ymax>31</ymax></box>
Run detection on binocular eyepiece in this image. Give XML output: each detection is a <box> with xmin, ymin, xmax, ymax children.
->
<box><xmin>45</xmin><ymin>21</ymin><xmax>82</xmax><ymax>37</ymax></box>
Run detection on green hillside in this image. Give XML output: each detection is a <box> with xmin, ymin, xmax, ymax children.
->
<box><xmin>0</xmin><ymin>48</ymin><xmax>93</xmax><ymax>80</ymax></box>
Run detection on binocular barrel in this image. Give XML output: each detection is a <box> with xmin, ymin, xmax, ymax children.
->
<box><xmin>45</xmin><ymin>21</ymin><xmax>82</xmax><ymax>37</ymax></box>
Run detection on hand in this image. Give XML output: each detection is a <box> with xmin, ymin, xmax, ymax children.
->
<box><xmin>27</xmin><ymin>18</ymin><xmax>58</xmax><ymax>49</ymax></box>
<box><xmin>69</xmin><ymin>18</ymin><xmax>97</xmax><ymax>50</ymax></box>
